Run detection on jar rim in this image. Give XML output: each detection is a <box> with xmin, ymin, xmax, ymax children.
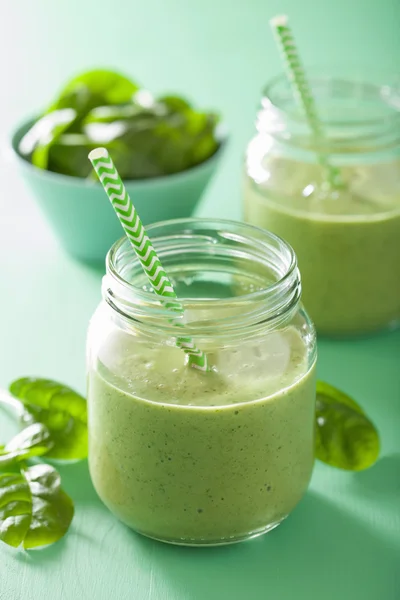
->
<box><xmin>263</xmin><ymin>71</ymin><xmax>400</xmax><ymax>128</ymax></box>
<box><xmin>107</xmin><ymin>217</ymin><xmax>297</xmax><ymax>300</ymax></box>
<box><xmin>104</xmin><ymin>218</ymin><xmax>301</xmax><ymax>337</ymax></box>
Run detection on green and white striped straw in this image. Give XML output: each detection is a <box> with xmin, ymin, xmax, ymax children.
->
<box><xmin>88</xmin><ymin>147</ymin><xmax>208</xmax><ymax>372</ymax></box>
<box><xmin>270</xmin><ymin>15</ymin><xmax>342</xmax><ymax>189</ymax></box>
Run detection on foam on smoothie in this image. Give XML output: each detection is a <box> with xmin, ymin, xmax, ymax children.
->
<box><xmin>95</xmin><ymin>326</ymin><xmax>308</xmax><ymax>407</ymax></box>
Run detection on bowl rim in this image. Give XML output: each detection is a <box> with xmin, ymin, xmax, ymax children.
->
<box><xmin>8</xmin><ymin>114</ymin><xmax>228</xmax><ymax>188</ymax></box>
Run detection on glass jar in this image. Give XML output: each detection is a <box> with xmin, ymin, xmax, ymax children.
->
<box><xmin>87</xmin><ymin>219</ymin><xmax>317</xmax><ymax>546</ymax></box>
<box><xmin>243</xmin><ymin>74</ymin><xmax>400</xmax><ymax>336</ymax></box>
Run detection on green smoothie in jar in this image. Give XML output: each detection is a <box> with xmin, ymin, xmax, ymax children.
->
<box><xmin>87</xmin><ymin>219</ymin><xmax>317</xmax><ymax>545</ymax></box>
<box><xmin>243</xmin><ymin>75</ymin><xmax>400</xmax><ymax>336</ymax></box>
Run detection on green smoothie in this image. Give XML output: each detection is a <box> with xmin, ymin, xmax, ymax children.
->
<box><xmin>88</xmin><ymin>327</ymin><xmax>316</xmax><ymax>544</ymax></box>
<box><xmin>243</xmin><ymin>158</ymin><xmax>400</xmax><ymax>335</ymax></box>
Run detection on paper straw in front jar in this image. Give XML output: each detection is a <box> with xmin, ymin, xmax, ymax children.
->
<box><xmin>89</xmin><ymin>147</ymin><xmax>209</xmax><ymax>372</ymax></box>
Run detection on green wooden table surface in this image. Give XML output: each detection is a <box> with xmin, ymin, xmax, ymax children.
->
<box><xmin>1</xmin><ymin>1</ymin><xmax>400</xmax><ymax>598</ymax></box>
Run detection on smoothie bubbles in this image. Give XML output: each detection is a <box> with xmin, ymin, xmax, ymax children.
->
<box><xmin>86</xmin><ymin>151</ymin><xmax>317</xmax><ymax>544</ymax></box>
<box><xmin>243</xmin><ymin>16</ymin><xmax>400</xmax><ymax>336</ymax></box>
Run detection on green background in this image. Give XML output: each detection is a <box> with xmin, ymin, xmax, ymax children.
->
<box><xmin>1</xmin><ymin>1</ymin><xmax>400</xmax><ymax>598</ymax></box>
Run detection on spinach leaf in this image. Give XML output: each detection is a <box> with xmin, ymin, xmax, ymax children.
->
<box><xmin>158</xmin><ymin>95</ymin><xmax>192</xmax><ymax>113</ymax></box>
<box><xmin>83</xmin><ymin>101</ymin><xmax>163</xmax><ymax>125</ymax></box>
<box><xmin>19</xmin><ymin>70</ymin><xmax>138</xmax><ymax>168</ymax></box>
<box><xmin>48</xmin><ymin>69</ymin><xmax>139</xmax><ymax>118</ymax></box>
<box><xmin>9</xmin><ymin>378</ymin><xmax>87</xmax><ymax>461</ymax></box>
<box><xmin>315</xmin><ymin>381</ymin><xmax>380</xmax><ymax>471</ymax></box>
<box><xmin>18</xmin><ymin>108</ymin><xmax>76</xmax><ymax>168</ymax></box>
<box><xmin>0</xmin><ymin>423</ymin><xmax>53</xmax><ymax>468</ymax></box>
<box><xmin>46</xmin><ymin>133</ymin><xmax>100</xmax><ymax>178</ymax></box>
<box><xmin>21</xmin><ymin>69</ymin><xmax>221</xmax><ymax>179</ymax></box>
<box><xmin>0</xmin><ymin>464</ymin><xmax>74</xmax><ymax>549</ymax></box>
<box><xmin>47</xmin><ymin>134</ymin><xmax>131</xmax><ymax>178</ymax></box>
<box><xmin>151</xmin><ymin>110</ymin><xmax>219</xmax><ymax>174</ymax></box>
<box><xmin>83</xmin><ymin>104</ymin><xmax>220</xmax><ymax>179</ymax></box>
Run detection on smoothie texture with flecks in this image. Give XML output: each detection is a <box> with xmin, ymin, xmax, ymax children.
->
<box><xmin>88</xmin><ymin>327</ymin><xmax>316</xmax><ymax>544</ymax></box>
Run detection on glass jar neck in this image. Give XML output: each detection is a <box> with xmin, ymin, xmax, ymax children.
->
<box><xmin>257</xmin><ymin>74</ymin><xmax>400</xmax><ymax>160</ymax></box>
<box><xmin>102</xmin><ymin>219</ymin><xmax>301</xmax><ymax>343</ymax></box>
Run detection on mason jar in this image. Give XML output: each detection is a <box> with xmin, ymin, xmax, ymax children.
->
<box><xmin>243</xmin><ymin>74</ymin><xmax>400</xmax><ymax>336</ymax></box>
<box><xmin>87</xmin><ymin>218</ymin><xmax>317</xmax><ymax>546</ymax></box>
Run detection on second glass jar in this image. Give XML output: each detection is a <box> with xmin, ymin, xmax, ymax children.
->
<box><xmin>243</xmin><ymin>73</ymin><xmax>400</xmax><ymax>336</ymax></box>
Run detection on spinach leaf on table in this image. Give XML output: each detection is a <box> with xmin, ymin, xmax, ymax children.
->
<box><xmin>0</xmin><ymin>423</ymin><xmax>53</xmax><ymax>468</ymax></box>
<box><xmin>0</xmin><ymin>377</ymin><xmax>85</xmax><ymax>550</ymax></box>
<box><xmin>9</xmin><ymin>378</ymin><xmax>87</xmax><ymax>461</ymax></box>
<box><xmin>315</xmin><ymin>380</ymin><xmax>380</xmax><ymax>471</ymax></box>
<box><xmin>0</xmin><ymin>464</ymin><xmax>74</xmax><ymax>549</ymax></box>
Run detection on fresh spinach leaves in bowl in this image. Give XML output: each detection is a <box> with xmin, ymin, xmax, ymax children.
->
<box><xmin>18</xmin><ymin>69</ymin><xmax>221</xmax><ymax>179</ymax></box>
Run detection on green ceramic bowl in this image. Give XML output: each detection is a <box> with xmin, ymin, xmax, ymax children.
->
<box><xmin>10</xmin><ymin>118</ymin><xmax>226</xmax><ymax>264</ymax></box>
